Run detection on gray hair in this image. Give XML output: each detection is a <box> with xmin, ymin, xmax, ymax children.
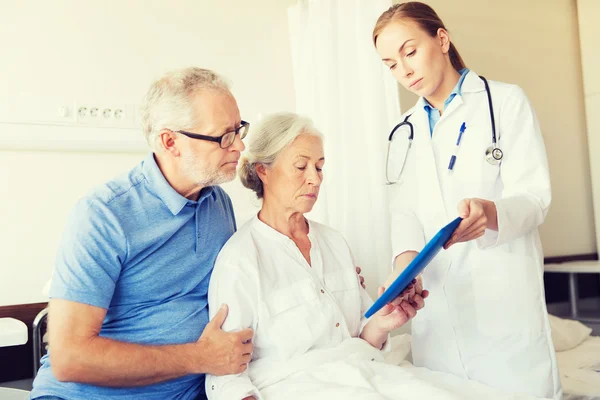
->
<box><xmin>140</xmin><ymin>67</ymin><xmax>231</xmax><ymax>152</ymax></box>
<box><xmin>239</xmin><ymin>112</ymin><xmax>323</xmax><ymax>198</ymax></box>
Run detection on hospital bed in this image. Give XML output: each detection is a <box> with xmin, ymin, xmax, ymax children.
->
<box><xmin>385</xmin><ymin>314</ymin><xmax>600</xmax><ymax>400</ymax></box>
<box><xmin>549</xmin><ymin>313</ymin><xmax>600</xmax><ymax>400</ymax></box>
<box><xmin>30</xmin><ymin>309</ymin><xmax>599</xmax><ymax>399</ymax></box>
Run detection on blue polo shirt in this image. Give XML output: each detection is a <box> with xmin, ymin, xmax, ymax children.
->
<box><xmin>31</xmin><ymin>153</ymin><xmax>236</xmax><ymax>400</ymax></box>
<box><xmin>424</xmin><ymin>68</ymin><xmax>469</xmax><ymax>135</ymax></box>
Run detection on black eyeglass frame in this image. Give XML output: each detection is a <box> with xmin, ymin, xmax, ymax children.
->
<box><xmin>176</xmin><ymin>120</ymin><xmax>249</xmax><ymax>148</ymax></box>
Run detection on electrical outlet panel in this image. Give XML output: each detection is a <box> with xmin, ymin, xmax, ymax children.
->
<box><xmin>75</xmin><ymin>102</ymin><xmax>136</xmax><ymax>129</ymax></box>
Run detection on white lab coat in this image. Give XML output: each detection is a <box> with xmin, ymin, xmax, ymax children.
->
<box><xmin>389</xmin><ymin>70</ymin><xmax>561</xmax><ymax>399</ymax></box>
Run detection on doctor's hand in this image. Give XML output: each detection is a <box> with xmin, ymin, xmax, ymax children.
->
<box><xmin>444</xmin><ymin>198</ymin><xmax>498</xmax><ymax>249</ymax></box>
<box><xmin>195</xmin><ymin>304</ymin><xmax>254</xmax><ymax>376</ymax></box>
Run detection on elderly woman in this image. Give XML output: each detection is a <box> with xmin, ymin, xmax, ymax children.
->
<box><xmin>205</xmin><ymin>113</ymin><xmax>538</xmax><ymax>400</ymax></box>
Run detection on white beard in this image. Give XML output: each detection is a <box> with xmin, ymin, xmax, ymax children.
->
<box><xmin>180</xmin><ymin>150</ymin><xmax>236</xmax><ymax>187</ymax></box>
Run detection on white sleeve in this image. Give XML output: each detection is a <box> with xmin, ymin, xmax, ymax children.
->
<box><xmin>477</xmin><ymin>85</ymin><xmax>551</xmax><ymax>249</ymax></box>
<box><xmin>389</xmin><ymin>174</ymin><xmax>426</xmax><ymax>263</ymax></box>
<box><xmin>339</xmin><ymin>235</ymin><xmax>391</xmax><ymax>352</ymax></box>
<box><xmin>205</xmin><ymin>258</ymin><xmax>262</xmax><ymax>400</ymax></box>
<box><xmin>358</xmin><ymin>286</ymin><xmax>374</xmax><ymax>335</ymax></box>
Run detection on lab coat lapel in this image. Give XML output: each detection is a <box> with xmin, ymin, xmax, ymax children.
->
<box><xmin>441</xmin><ymin>95</ymin><xmax>463</xmax><ymax>119</ymax></box>
<box><xmin>413</xmin><ymin>107</ymin><xmax>449</xmax><ymax>223</ymax></box>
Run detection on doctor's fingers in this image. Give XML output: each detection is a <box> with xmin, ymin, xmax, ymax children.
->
<box><xmin>457</xmin><ymin>219</ymin><xmax>487</xmax><ymax>240</ymax></box>
<box><xmin>447</xmin><ymin>219</ymin><xmax>475</xmax><ymax>245</ymax></box>
<box><xmin>458</xmin><ymin>207</ymin><xmax>486</xmax><ymax>233</ymax></box>
<box><xmin>450</xmin><ymin>217</ymin><xmax>487</xmax><ymax>243</ymax></box>
<box><xmin>446</xmin><ymin>218</ymin><xmax>486</xmax><ymax>248</ymax></box>
<box><xmin>457</xmin><ymin>199</ymin><xmax>485</xmax><ymax>225</ymax></box>
<box><xmin>457</xmin><ymin>226</ymin><xmax>486</xmax><ymax>243</ymax></box>
<box><xmin>452</xmin><ymin>219</ymin><xmax>486</xmax><ymax>244</ymax></box>
<box><xmin>457</xmin><ymin>198</ymin><xmax>471</xmax><ymax>219</ymax></box>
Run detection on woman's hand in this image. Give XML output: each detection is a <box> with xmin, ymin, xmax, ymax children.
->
<box><xmin>372</xmin><ymin>286</ymin><xmax>419</xmax><ymax>332</ymax></box>
<box><xmin>360</xmin><ymin>281</ymin><xmax>427</xmax><ymax>349</ymax></box>
<box><xmin>390</xmin><ymin>276</ymin><xmax>429</xmax><ymax>309</ymax></box>
<box><xmin>444</xmin><ymin>198</ymin><xmax>498</xmax><ymax>249</ymax></box>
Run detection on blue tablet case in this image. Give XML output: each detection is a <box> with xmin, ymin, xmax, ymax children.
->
<box><xmin>364</xmin><ymin>216</ymin><xmax>463</xmax><ymax>318</ymax></box>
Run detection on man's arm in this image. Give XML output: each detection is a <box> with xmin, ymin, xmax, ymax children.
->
<box><xmin>49</xmin><ymin>299</ymin><xmax>253</xmax><ymax>386</ymax></box>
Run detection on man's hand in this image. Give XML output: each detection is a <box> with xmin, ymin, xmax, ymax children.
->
<box><xmin>195</xmin><ymin>304</ymin><xmax>254</xmax><ymax>376</ymax></box>
<box><xmin>49</xmin><ymin>298</ymin><xmax>254</xmax><ymax>387</ymax></box>
<box><xmin>356</xmin><ymin>266</ymin><xmax>366</xmax><ymax>289</ymax></box>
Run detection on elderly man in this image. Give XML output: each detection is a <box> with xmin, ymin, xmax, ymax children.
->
<box><xmin>31</xmin><ymin>68</ymin><xmax>253</xmax><ymax>400</ymax></box>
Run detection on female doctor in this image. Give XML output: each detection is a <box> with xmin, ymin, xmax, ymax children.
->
<box><xmin>373</xmin><ymin>2</ymin><xmax>560</xmax><ymax>399</ymax></box>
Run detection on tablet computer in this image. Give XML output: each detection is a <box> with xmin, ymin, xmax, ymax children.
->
<box><xmin>364</xmin><ymin>216</ymin><xmax>462</xmax><ymax>318</ymax></box>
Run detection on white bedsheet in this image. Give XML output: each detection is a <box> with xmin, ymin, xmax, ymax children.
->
<box><xmin>386</xmin><ymin>331</ymin><xmax>600</xmax><ymax>400</ymax></box>
<box><xmin>251</xmin><ymin>337</ymin><xmax>544</xmax><ymax>400</ymax></box>
<box><xmin>556</xmin><ymin>335</ymin><xmax>600</xmax><ymax>400</ymax></box>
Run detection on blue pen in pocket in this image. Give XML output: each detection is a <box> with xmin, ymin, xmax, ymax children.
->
<box><xmin>448</xmin><ymin>122</ymin><xmax>466</xmax><ymax>171</ymax></box>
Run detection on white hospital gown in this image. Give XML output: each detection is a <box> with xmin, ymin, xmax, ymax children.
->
<box><xmin>205</xmin><ymin>216</ymin><xmax>541</xmax><ymax>400</ymax></box>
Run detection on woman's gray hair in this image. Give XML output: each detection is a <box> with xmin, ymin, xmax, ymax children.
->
<box><xmin>239</xmin><ymin>112</ymin><xmax>323</xmax><ymax>199</ymax></box>
<box><xmin>140</xmin><ymin>67</ymin><xmax>231</xmax><ymax>152</ymax></box>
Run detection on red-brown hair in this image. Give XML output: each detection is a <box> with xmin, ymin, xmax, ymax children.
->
<box><xmin>373</xmin><ymin>2</ymin><xmax>466</xmax><ymax>71</ymax></box>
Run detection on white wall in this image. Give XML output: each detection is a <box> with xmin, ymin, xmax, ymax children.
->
<box><xmin>0</xmin><ymin>0</ymin><xmax>296</xmax><ymax>306</ymax></box>
<box><xmin>577</xmin><ymin>0</ymin><xmax>600</xmax><ymax>255</ymax></box>
<box><xmin>396</xmin><ymin>0</ymin><xmax>595</xmax><ymax>257</ymax></box>
<box><xmin>1</xmin><ymin>0</ymin><xmax>596</xmax><ymax>306</ymax></box>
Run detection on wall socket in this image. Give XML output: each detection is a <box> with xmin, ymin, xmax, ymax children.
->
<box><xmin>0</xmin><ymin>99</ymin><xmax>139</xmax><ymax>130</ymax></box>
<box><xmin>75</xmin><ymin>102</ymin><xmax>136</xmax><ymax>129</ymax></box>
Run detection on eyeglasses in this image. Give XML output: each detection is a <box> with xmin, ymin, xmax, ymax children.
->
<box><xmin>176</xmin><ymin>120</ymin><xmax>249</xmax><ymax>149</ymax></box>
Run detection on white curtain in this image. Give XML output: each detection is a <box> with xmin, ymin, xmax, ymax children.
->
<box><xmin>288</xmin><ymin>0</ymin><xmax>401</xmax><ymax>296</ymax></box>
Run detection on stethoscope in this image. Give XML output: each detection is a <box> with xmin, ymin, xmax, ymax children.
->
<box><xmin>385</xmin><ymin>76</ymin><xmax>503</xmax><ymax>185</ymax></box>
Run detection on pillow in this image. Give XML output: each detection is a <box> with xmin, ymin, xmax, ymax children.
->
<box><xmin>548</xmin><ymin>313</ymin><xmax>592</xmax><ymax>352</ymax></box>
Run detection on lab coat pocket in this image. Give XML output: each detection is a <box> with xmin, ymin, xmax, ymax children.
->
<box><xmin>479</xmin><ymin>157</ymin><xmax>501</xmax><ymax>197</ymax></box>
<box><xmin>324</xmin><ymin>268</ymin><xmax>361</xmax><ymax>333</ymax></box>
<box><xmin>265</xmin><ymin>280</ymin><xmax>321</xmax><ymax>360</ymax></box>
<box><xmin>470</xmin><ymin>250</ymin><xmax>544</xmax><ymax>337</ymax></box>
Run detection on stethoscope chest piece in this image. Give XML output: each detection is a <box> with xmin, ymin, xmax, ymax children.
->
<box><xmin>485</xmin><ymin>145</ymin><xmax>503</xmax><ymax>165</ymax></box>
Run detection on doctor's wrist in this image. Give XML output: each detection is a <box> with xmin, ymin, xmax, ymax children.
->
<box><xmin>478</xmin><ymin>199</ymin><xmax>498</xmax><ymax>231</ymax></box>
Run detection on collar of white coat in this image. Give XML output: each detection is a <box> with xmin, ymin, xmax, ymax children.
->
<box><xmin>413</xmin><ymin>70</ymin><xmax>486</xmax><ymax>112</ymax></box>
<box><xmin>251</xmin><ymin>214</ymin><xmax>314</xmax><ymax>244</ymax></box>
